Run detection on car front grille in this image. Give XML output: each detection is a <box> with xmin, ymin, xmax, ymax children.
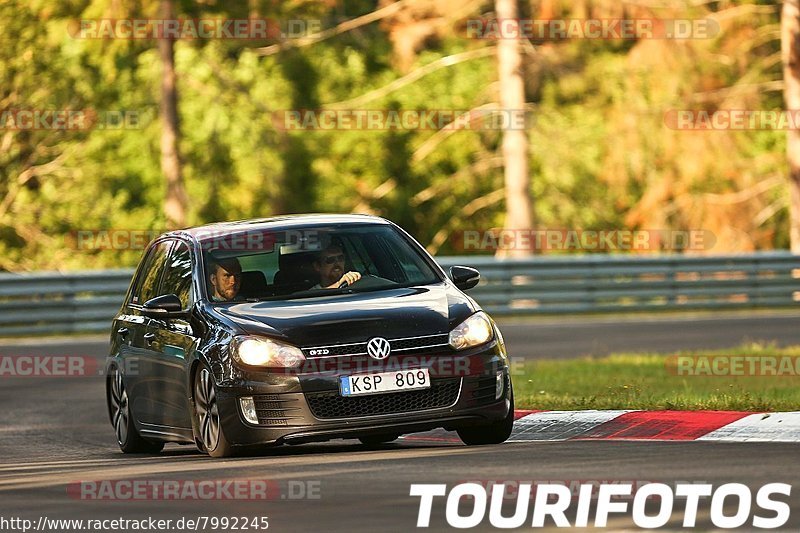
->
<box><xmin>302</xmin><ymin>333</ymin><xmax>450</xmax><ymax>358</ymax></box>
<box><xmin>390</xmin><ymin>335</ymin><xmax>449</xmax><ymax>351</ymax></box>
<box><xmin>305</xmin><ymin>378</ymin><xmax>461</xmax><ymax>419</ymax></box>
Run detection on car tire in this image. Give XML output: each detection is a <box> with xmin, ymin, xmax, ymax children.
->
<box><xmin>193</xmin><ymin>365</ymin><xmax>235</xmax><ymax>458</ymax></box>
<box><xmin>108</xmin><ymin>367</ymin><xmax>164</xmax><ymax>454</ymax></box>
<box><xmin>358</xmin><ymin>434</ymin><xmax>399</xmax><ymax>446</ymax></box>
<box><xmin>457</xmin><ymin>384</ymin><xmax>514</xmax><ymax>446</ymax></box>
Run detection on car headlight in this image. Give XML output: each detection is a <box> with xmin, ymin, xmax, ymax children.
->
<box><xmin>231</xmin><ymin>336</ymin><xmax>305</xmax><ymax>368</ymax></box>
<box><xmin>449</xmin><ymin>312</ymin><xmax>494</xmax><ymax>350</ymax></box>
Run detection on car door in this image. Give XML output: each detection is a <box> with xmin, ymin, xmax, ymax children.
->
<box><xmin>145</xmin><ymin>240</ymin><xmax>198</xmax><ymax>432</ymax></box>
<box><xmin>124</xmin><ymin>239</ymin><xmax>173</xmax><ymax>426</ymax></box>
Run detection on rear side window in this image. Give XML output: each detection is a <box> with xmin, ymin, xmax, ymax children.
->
<box><xmin>160</xmin><ymin>241</ymin><xmax>194</xmax><ymax>309</ymax></box>
<box><xmin>130</xmin><ymin>241</ymin><xmax>172</xmax><ymax>305</ymax></box>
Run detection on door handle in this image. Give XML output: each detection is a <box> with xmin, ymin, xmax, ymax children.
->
<box><xmin>117</xmin><ymin>327</ymin><xmax>129</xmax><ymax>339</ymax></box>
<box><xmin>144</xmin><ymin>333</ymin><xmax>156</xmax><ymax>346</ymax></box>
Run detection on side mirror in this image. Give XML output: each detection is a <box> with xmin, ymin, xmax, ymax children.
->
<box><xmin>142</xmin><ymin>294</ymin><xmax>184</xmax><ymax>318</ymax></box>
<box><xmin>449</xmin><ymin>266</ymin><xmax>480</xmax><ymax>291</ymax></box>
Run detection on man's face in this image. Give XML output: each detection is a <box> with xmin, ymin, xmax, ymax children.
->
<box><xmin>210</xmin><ymin>263</ymin><xmax>241</xmax><ymax>301</ymax></box>
<box><xmin>315</xmin><ymin>246</ymin><xmax>345</xmax><ymax>286</ymax></box>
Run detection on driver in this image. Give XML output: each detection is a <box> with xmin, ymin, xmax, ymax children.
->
<box><xmin>312</xmin><ymin>243</ymin><xmax>361</xmax><ymax>289</ymax></box>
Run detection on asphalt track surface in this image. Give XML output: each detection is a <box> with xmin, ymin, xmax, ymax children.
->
<box><xmin>2</xmin><ymin>313</ymin><xmax>800</xmax><ymax>531</ymax></box>
<box><xmin>498</xmin><ymin>312</ymin><xmax>800</xmax><ymax>359</ymax></box>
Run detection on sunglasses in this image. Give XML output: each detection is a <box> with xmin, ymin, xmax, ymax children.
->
<box><xmin>321</xmin><ymin>253</ymin><xmax>345</xmax><ymax>265</ymax></box>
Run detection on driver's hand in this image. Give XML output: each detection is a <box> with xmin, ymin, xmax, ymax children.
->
<box><xmin>336</xmin><ymin>271</ymin><xmax>361</xmax><ymax>288</ymax></box>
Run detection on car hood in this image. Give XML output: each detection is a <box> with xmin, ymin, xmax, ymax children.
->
<box><xmin>213</xmin><ymin>283</ymin><xmax>476</xmax><ymax>347</ymax></box>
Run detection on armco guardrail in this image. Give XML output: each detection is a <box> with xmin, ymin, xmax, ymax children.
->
<box><xmin>0</xmin><ymin>270</ymin><xmax>134</xmax><ymax>336</ymax></box>
<box><xmin>0</xmin><ymin>252</ymin><xmax>797</xmax><ymax>336</ymax></box>
<box><xmin>446</xmin><ymin>252</ymin><xmax>799</xmax><ymax>316</ymax></box>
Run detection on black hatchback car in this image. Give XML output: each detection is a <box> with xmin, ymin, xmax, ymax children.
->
<box><xmin>106</xmin><ymin>214</ymin><xmax>513</xmax><ymax>457</ymax></box>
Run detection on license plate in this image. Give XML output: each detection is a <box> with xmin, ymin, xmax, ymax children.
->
<box><xmin>339</xmin><ymin>368</ymin><xmax>431</xmax><ymax>397</ymax></box>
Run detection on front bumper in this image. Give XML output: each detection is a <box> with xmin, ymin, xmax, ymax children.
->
<box><xmin>214</xmin><ymin>341</ymin><xmax>511</xmax><ymax>448</ymax></box>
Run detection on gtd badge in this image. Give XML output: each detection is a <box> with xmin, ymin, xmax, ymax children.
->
<box><xmin>366</xmin><ymin>337</ymin><xmax>391</xmax><ymax>360</ymax></box>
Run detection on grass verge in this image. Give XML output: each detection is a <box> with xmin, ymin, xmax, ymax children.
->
<box><xmin>513</xmin><ymin>343</ymin><xmax>800</xmax><ymax>411</ymax></box>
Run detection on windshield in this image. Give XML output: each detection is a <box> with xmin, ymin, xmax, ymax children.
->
<box><xmin>199</xmin><ymin>223</ymin><xmax>442</xmax><ymax>302</ymax></box>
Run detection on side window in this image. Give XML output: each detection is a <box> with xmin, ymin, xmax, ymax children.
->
<box><xmin>130</xmin><ymin>241</ymin><xmax>172</xmax><ymax>305</ymax></box>
<box><xmin>160</xmin><ymin>241</ymin><xmax>194</xmax><ymax>309</ymax></box>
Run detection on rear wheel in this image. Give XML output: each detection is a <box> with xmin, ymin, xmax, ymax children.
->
<box><xmin>108</xmin><ymin>368</ymin><xmax>164</xmax><ymax>454</ymax></box>
<box><xmin>193</xmin><ymin>366</ymin><xmax>234</xmax><ymax>458</ymax></box>
<box><xmin>358</xmin><ymin>434</ymin><xmax>399</xmax><ymax>446</ymax></box>
<box><xmin>457</xmin><ymin>385</ymin><xmax>514</xmax><ymax>446</ymax></box>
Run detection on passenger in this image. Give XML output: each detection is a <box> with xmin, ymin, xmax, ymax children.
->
<box><xmin>208</xmin><ymin>257</ymin><xmax>242</xmax><ymax>301</ymax></box>
<box><xmin>312</xmin><ymin>243</ymin><xmax>361</xmax><ymax>289</ymax></box>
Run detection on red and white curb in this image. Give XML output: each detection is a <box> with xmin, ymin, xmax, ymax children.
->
<box><xmin>404</xmin><ymin>410</ymin><xmax>800</xmax><ymax>443</ymax></box>
<box><xmin>510</xmin><ymin>410</ymin><xmax>800</xmax><ymax>442</ymax></box>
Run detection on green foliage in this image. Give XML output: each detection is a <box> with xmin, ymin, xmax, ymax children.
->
<box><xmin>0</xmin><ymin>0</ymin><xmax>790</xmax><ymax>270</ymax></box>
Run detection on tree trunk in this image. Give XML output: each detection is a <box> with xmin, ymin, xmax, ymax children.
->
<box><xmin>159</xmin><ymin>0</ymin><xmax>187</xmax><ymax>228</ymax></box>
<box><xmin>495</xmin><ymin>0</ymin><xmax>534</xmax><ymax>257</ymax></box>
<box><xmin>783</xmin><ymin>0</ymin><xmax>800</xmax><ymax>252</ymax></box>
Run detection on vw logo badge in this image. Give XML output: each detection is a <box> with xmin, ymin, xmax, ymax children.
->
<box><xmin>366</xmin><ymin>337</ymin><xmax>391</xmax><ymax>360</ymax></box>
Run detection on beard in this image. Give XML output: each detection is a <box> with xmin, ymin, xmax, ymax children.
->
<box><xmin>214</xmin><ymin>281</ymin><xmax>239</xmax><ymax>300</ymax></box>
<box><xmin>324</xmin><ymin>266</ymin><xmax>342</xmax><ymax>285</ymax></box>
<box><xmin>221</xmin><ymin>286</ymin><xmax>237</xmax><ymax>299</ymax></box>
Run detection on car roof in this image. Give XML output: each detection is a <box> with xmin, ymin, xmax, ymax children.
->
<box><xmin>164</xmin><ymin>214</ymin><xmax>392</xmax><ymax>244</ymax></box>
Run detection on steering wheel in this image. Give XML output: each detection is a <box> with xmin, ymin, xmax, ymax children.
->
<box><xmin>339</xmin><ymin>274</ymin><xmax>393</xmax><ymax>289</ymax></box>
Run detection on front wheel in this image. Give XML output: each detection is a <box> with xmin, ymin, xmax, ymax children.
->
<box><xmin>193</xmin><ymin>366</ymin><xmax>234</xmax><ymax>458</ymax></box>
<box><xmin>457</xmin><ymin>385</ymin><xmax>514</xmax><ymax>446</ymax></box>
<box><xmin>107</xmin><ymin>368</ymin><xmax>164</xmax><ymax>454</ymax></box>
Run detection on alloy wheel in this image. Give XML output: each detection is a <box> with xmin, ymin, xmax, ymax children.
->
<box><xmin>109</xmin><ymin>369</ymin><xmax>129</xmax><ymax>446</ymax></box>
<box><xmin>195</xmin><ymin>368</ymin><xmax>220</xmax><ymax>451</ymax></box>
